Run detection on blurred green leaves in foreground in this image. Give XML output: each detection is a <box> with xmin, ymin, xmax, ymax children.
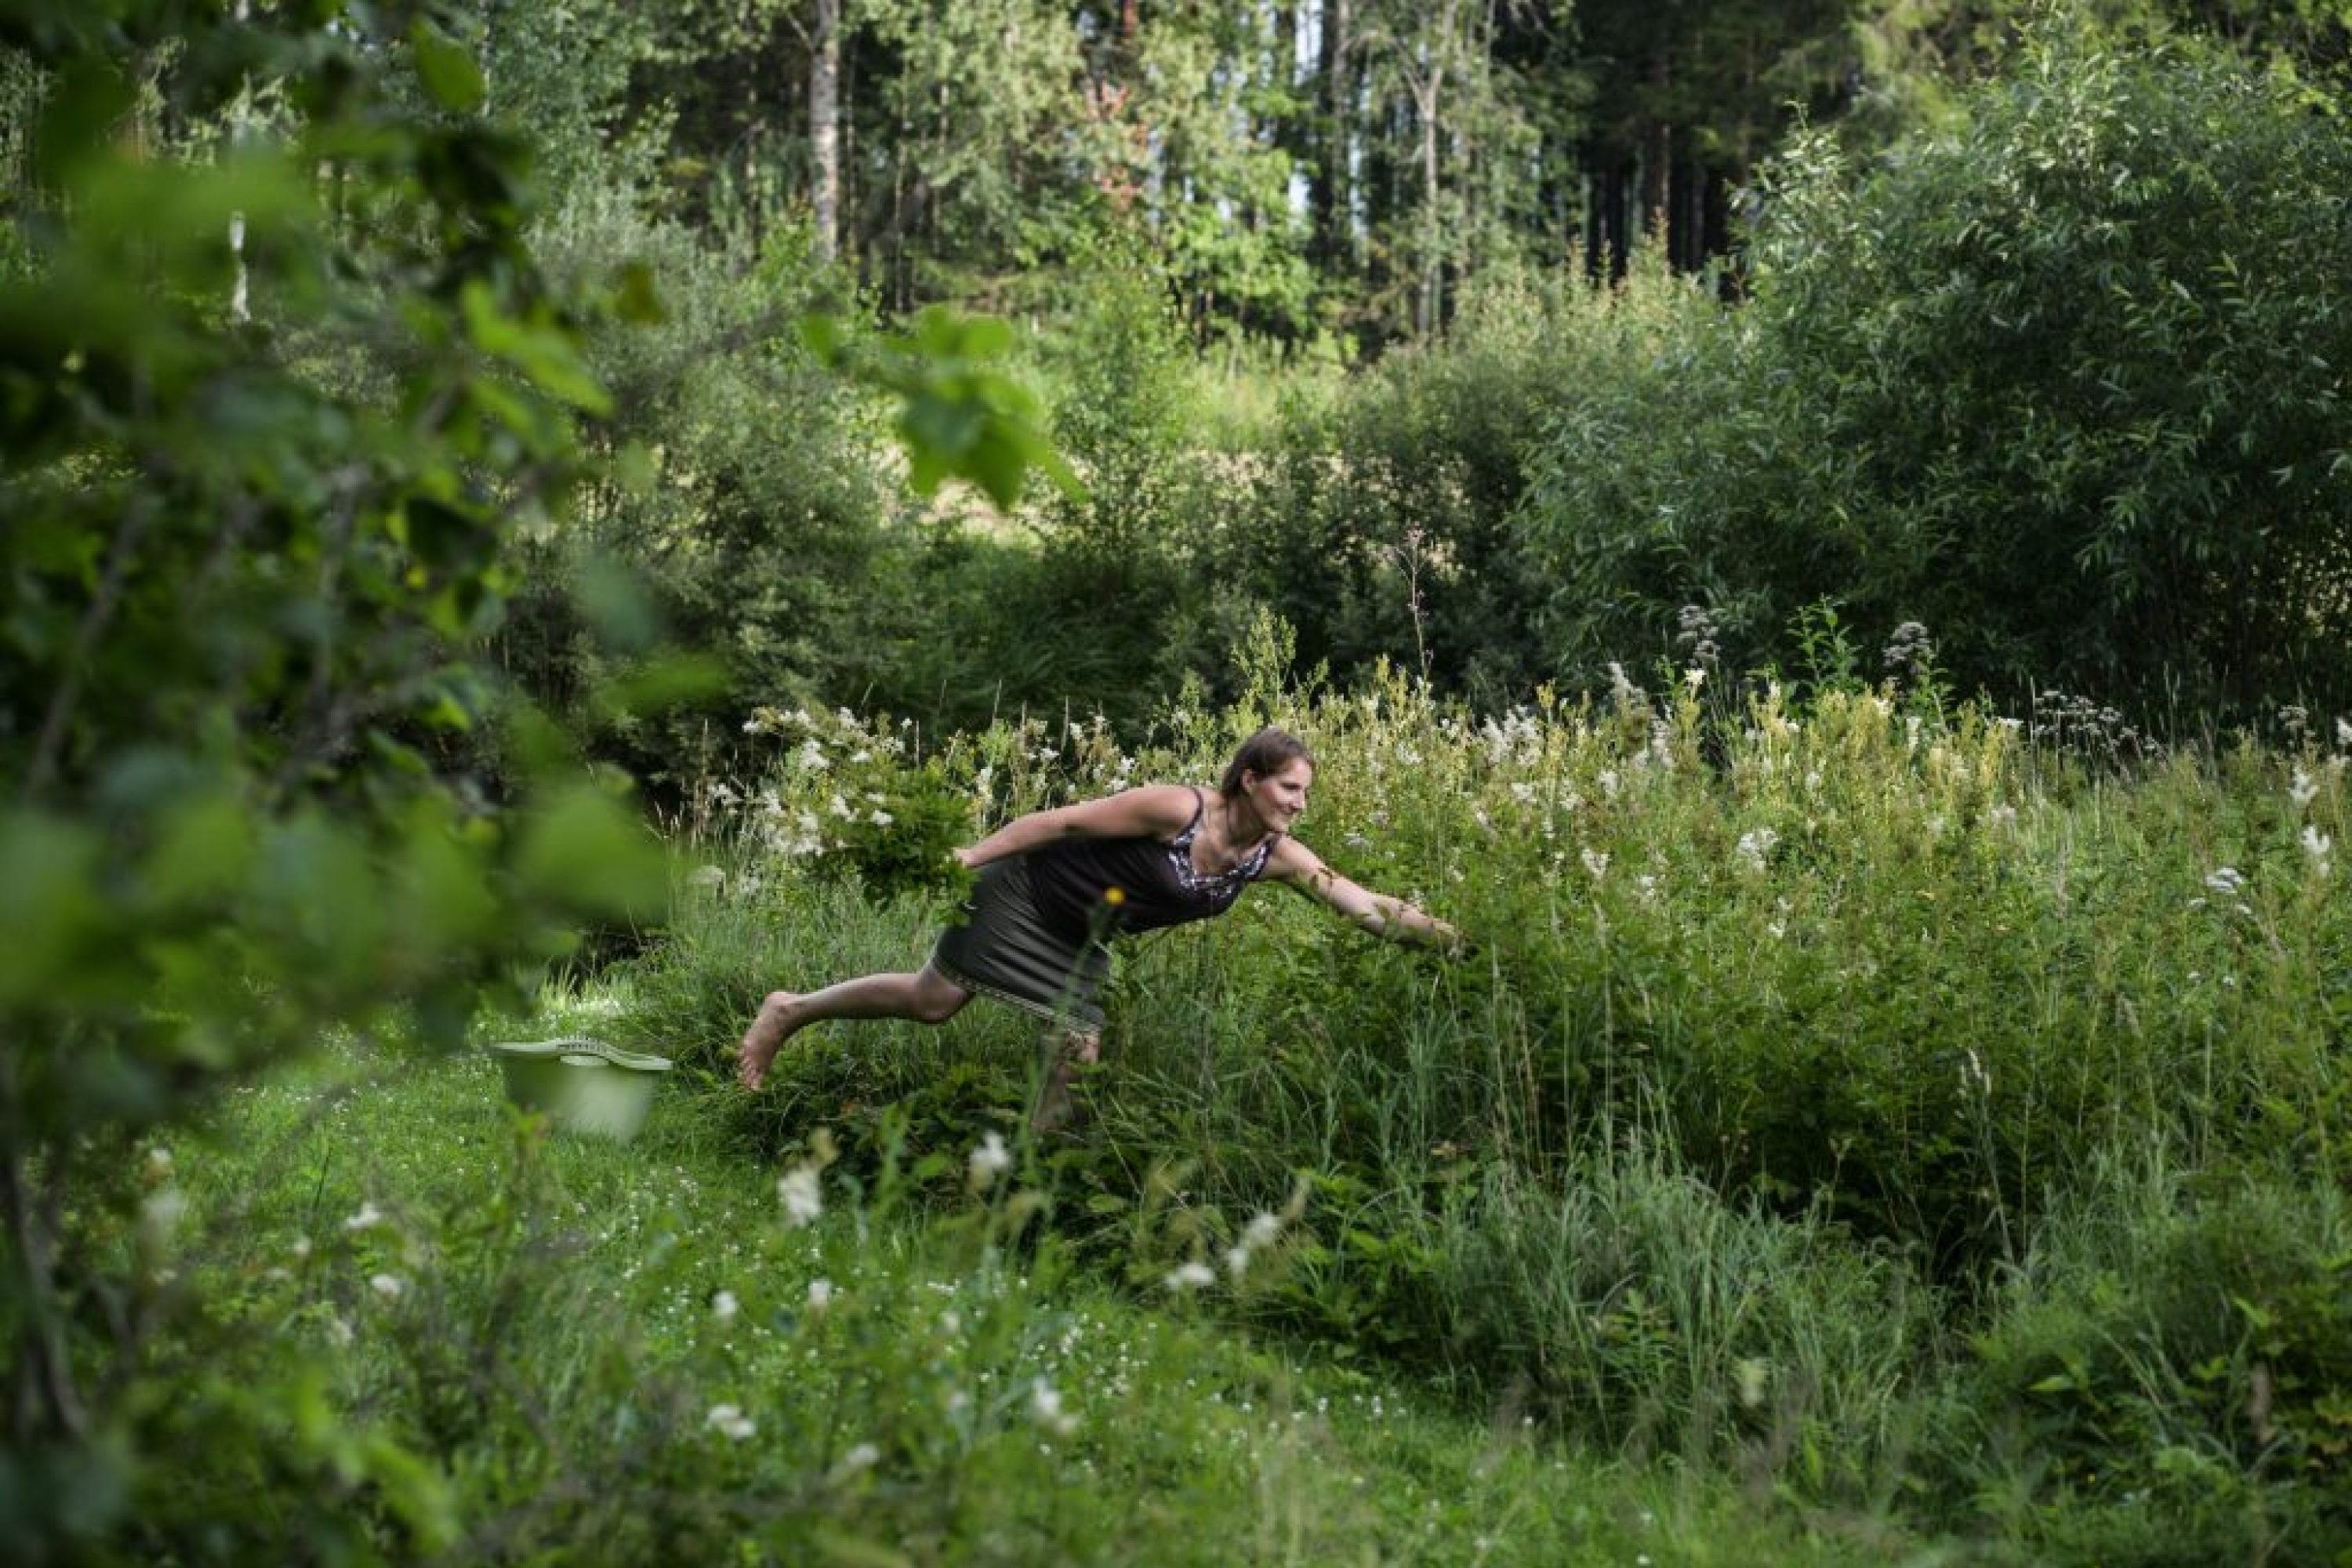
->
<box><xmin>0</xmin><ymin>3</ymin><xmax>1065</xmax><ymax>1559</ymax></box>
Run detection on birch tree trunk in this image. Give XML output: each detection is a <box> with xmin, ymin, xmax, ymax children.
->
<box><xmin>811</xmin><ymin>0</ymin><xmax>841</xmax><ymax>263</ymax></box>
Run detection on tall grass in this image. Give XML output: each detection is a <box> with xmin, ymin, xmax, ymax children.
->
<box><xmin>622</xmin><ymin>658</ymin><xmax>2352</xmax><ymax>1559</ymax></box>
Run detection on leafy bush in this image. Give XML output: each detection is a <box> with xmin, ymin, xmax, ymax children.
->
<box><xmin>1695</xmin><ymin>26</ymin><xmax>2350</xmax><ymax>712</ymax></box>
<box><xmin>1214</xmin><ymin>269</ymin><xmax>1619</xmax><ymax>702</ymax></box>
<box><xmin>1951</xmin><ymin>1155</ymin><xmax>2352</xmax><ymax>1562</ymax></box>
<box><xmin>0</xmin><ymin>7</ymin><xmax>667</xmax><ymax>1560</ymax></box>
<box><xmin>500</xmin><ymin>200</ymin><xmax>898</xmax><ymax>795</ymax></box>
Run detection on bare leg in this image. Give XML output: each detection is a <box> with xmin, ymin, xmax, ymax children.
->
<box><xmin>737</xmin><ymin>964</ymin><xmax>971</xmax><ymax>1090</ymax></box>
<box><xmin>1030</xmin><ymin>1029</ymin><xmax>1102</xmax><ymax>1134</ymax></box>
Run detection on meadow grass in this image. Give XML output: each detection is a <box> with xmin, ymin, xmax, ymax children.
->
<box><xmin>156</xmin><ymin>1038</ymin><xmax>1919</xmax><ymax>1565</ymax></box>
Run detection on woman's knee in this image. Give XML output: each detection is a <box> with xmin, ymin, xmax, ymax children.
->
<box><xmin>911</xmin><ymin>970</ymin><xmax>970</xmax><ymax>1025</ymax></box>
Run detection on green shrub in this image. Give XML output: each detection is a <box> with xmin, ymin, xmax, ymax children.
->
<box><xmin>1214</xmin><ymin>268</ymin><xmax>1644</xmax><ymax>702</ymax></box>
<box><xmin>1746</xmin><ymin>26</ymin><xmax>2352</xmax><ymax>711</ymax></box>
<box><xmin>1950</xmin><ymin>1153</ymin><xmax>2352</xmax><ymax>1562</ymax></box>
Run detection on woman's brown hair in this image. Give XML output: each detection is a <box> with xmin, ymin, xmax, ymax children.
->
<box><xmin>1219</xmin><ymin>727</ymin><xmax>1315</xmax><ymax>798</ymax></box>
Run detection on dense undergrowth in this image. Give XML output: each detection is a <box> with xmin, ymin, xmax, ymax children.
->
<box><xmin>604</xmin><ymin>655</ymin><xmax>2352</xmax><ymax>1563</ymax></box>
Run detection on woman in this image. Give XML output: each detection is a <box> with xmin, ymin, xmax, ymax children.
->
<box><xmin>735</xmin><ymin>728</ymin><xmax>1459</xmax><ymax>1127</ymax></box>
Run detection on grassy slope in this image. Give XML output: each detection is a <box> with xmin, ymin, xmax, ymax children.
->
<box><xmin>169</xmin><ymin>1040</ymin><xmax>1924</xmax><ymax>1566</ymax></box>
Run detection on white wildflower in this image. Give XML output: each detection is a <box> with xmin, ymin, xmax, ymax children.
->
<box><xmin>807</xmin><ymin>1278</ymin><xmax>834</xmax><ymax>1311</ymax></box>
<box><xmin>1243</xmin><ymin>1212</ymin><xmax>1283</xmax><ymax>1250</ymax></box>
<box><xmin>1581</xmin><ymin>848</ymin><xmax>1610</xmax><ymax>880</ymax></box>
<box><xmin>1736</xmin><ymin>1359</ymin><xmax>1769</xmax><ymax>1410</ymax></box>
<box><xmin>1682</xmin><ymin>666</ymin><xmax>1705</xmax><ymax>693</ymax></box>
<box><xmin>687</xmin><ymin>864</ymin><xmax>726</xmax><ymax>889</ymax></box>
<box><xmin>1030</xmin><ymin>1379</ymin><xmax>1079</xmax><ymax>1437</ymax></box>
<box><xmin>797</xmin><ymin>739</ymin><xmax>829</xmax><ymax>771</ymax></box>
<box><xmin>1986</xmin><ymin>804</ymin><xmax>2018</xmax><ymax>831</ymax></box>
<box><xmin>967</xmin><ymin>1131</ymin><xmax>1011</xmax><ymax>1189</ymax></box>
<box><xmin>325</xmin><ymin>1316</ymin><xmax>354</xmax><ymax>1348</ymax></box>
<box><xmin>1225</xmin><ymin>1246</ymin><xmax>1253</xmax><ymax>1279</ymax></box>
<box><xmin>1163</xmin><ymin>1261</ymin><xmax>1216</xmax><ymax>1292</ymax></box>
<box><xmin>140</xmin><ymin>1187</ymin><xmax>187</xmax><ymax>1245</ymax></box>
<box><xmin>343</xmin><ymin>1201</ymin><xmax>384</xmax><ymax>1233</ymax></box>
<box><xmin>712</xmin><ymin>1290</ymin><xmax>739</xmax><ymax>1323</ymax></box>
<box><xmin>2205</xmin><ymin>866</ymin><xmax>2246</xmax><ymax>897</ymax></box>
<box><xmin>870</xmin><ymin>808</ymin><xmax>893</xmax><ymax>826</ymax></box>
<box><xmin>2302</xmin><ymin>825</ymin><xmax>2332</xmax><ymax>871</ymax></box>
<box><xmin>146</xmin><ymin>1146</ymin><xmax>173</xmax><ymax>1178</ymax></box>
<box><xmin>1961</xmin><ymin>1048</ymin><xmax>1991</xmax><ymax>1096</ymax></box>
<box><xmin>289</xmin><ymin>1234</ymin><xmax>312</xmax><ymax>1261</ymax></box>
<box><xmin>368</xmin><ymin>1272</ymin><xmax>405</xmax><ymax>1301</ymax></box>
<box><xmin>2291</xmin><ymin>768</ymin><xmax>2318</xmax><ymax>809</ymax></box>
<box><xmin>706</xmin><ymin>1403</ymin><xmax>757</xmax><ymax>1441</ymax></box>
<box><xmin>2337</xmin><ymin>716</ymin><xmax>2352</xmax><ymax>749</ymax></box>
<box><xmin>777</xmin><ymin>1165</ymin><xmax>823</xmax><ymax>1228</ymax></box>
<box><xmin>831</xmin><ymin>1442</ymin><xmax>880</xmax><ymax>1480</ymax></box>
<box><xmin>1735</xmin><ymin>828</ymin><xmax>1779</xmax><ymax>873</ymax></box>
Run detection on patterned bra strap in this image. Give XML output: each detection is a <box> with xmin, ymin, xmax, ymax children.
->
<box><xmin>1243</xmin><ymin>834</ymin><xmax>1281</xmax><ymax>880</ymax></box>
<box><xmin>1171</xmin><ymin>786</ymin><xmax>1208</xmax><ymax>847</ymax></box>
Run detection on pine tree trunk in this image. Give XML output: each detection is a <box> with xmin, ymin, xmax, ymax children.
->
<box><xmin>1312</xmin><ymin>0</ymin><xmax>1352</xmax><ymax>274</ymax></box>
<box><xmin>1641</xmin><ymin>56</ymin><xmax>1669</xmax><ymax>248</ymax></box>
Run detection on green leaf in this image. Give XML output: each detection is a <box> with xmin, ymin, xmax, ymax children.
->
<box><xmin>409</xmin><ymin>21</ymin><xmax>486</xmax><ymax>114</ymax></box>
<box><xmin>611</xmin><ymin>261</ymin><xmax>666</xmax><ymax>325</ymax></box>
<box><xmin>460</xmin><ymin>280</ymin><xmax>612</xmax><ymax>416</ymax></box>
<box><xmin>140</xmin><ymin>793</ymin><xmax>256</xmax><ymax>909</ymax></box>
<box><xmin>0</xmin><ymin>813</ymin><xmax>104</xmax><ymax>1007</ymax></box>
<box><xmin>514</xmin><ymin>786</ymin><xmax>666</xmax><ymax>920</ymax></box>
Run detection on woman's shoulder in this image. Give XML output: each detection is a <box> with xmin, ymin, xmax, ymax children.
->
<box><xmin>1063</xmin><ymin>782</ymin><xmax>1200</xmax><ymax>839</ymax></box>
<box><xmin>1261</xmin><ymin>833</ymin><xmax>1327</xmax><ymax>879</ymax></box>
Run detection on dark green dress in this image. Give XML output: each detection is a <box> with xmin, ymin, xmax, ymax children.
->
<box><xmin>931</xmin><ymin>788</ymin><xmax>1278</xmax><ymax>1031</ymax></box>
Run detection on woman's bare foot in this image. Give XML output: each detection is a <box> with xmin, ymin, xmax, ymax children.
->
<box><xmin>737</xmin><ymin>991</ymin><xmax>802</xmax><ymax>1090</ymax></box>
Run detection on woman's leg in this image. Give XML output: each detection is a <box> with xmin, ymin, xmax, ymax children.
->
<box><xmin>737</xmin><ymin>964</ymin><xmax>971</xmax><ymax>1090</ymax></box>
<box><xmin>1030</xmin><ymin>1028</ymin><xmax>1102</xmax><ymax>1134</ymax></box>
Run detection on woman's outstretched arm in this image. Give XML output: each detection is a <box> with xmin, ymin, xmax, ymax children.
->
<box><xmin>954</xmin><ymin>784</ymin><xmax>1198</xmax><ymax>870</ymax></box>
<box><xmin>1263</xmin><ymin>837</ymin><xmax>1461</xmax><ymax>950</ymax></box>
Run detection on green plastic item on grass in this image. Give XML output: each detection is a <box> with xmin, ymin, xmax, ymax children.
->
<box><xmin>481</xmin><ymin>1036</ymin><xmax>673</xmax><ymax>1141</ymax></box>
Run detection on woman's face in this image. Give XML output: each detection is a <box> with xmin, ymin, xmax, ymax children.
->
<box><xmin>1244</xmin><ymin>758</ymin><xmax>1313</xmax><ymax>833</ymax></box>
